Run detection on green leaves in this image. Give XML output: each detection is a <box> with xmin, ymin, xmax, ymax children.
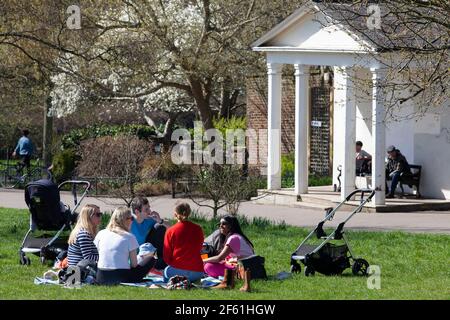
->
<box><xmin>61</xmin><ymin>124</ymin><xmax>157</xmax><ymax>150</ymax></box>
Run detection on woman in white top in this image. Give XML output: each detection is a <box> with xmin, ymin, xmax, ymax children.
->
<box><xmin>94</xmin><ymin>206</ymin><xmax>155</xmax><ymax>285</ymax></box>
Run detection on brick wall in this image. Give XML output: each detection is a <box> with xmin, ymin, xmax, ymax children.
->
<box><xmin>246</xmin><ymin>76</ymin><xmax>297</xmax><ymax>170</ymax></box>
<box><xmin>246</xmin><ymin>71</ymin><xmax>332</xmax><ymax>176</ymax></box>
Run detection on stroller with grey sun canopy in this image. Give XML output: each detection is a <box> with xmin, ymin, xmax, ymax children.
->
<box><xmin>290</xmin><ymin>189</ymin><xmax>375</xmax><ymax>276</ymax></box>
<box><xmin>19</xmin><ymin>178</ymin><xmax>90</xmax><ymax>265</ymax></box>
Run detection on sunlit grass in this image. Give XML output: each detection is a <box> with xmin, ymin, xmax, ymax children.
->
<box><xmin>0</xmin><ymin>207</ymin><xmax>449</xmax><ymax>299</ymax></box>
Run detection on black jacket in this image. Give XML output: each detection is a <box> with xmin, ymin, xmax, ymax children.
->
<box><xmin>387</xmin><ymin>151</ymin><xmax>411</xmax><ymax>175</ymax></box>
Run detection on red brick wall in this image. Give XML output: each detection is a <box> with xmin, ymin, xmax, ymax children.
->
<box><xmin>246</xmin><ymin>72</ymin><xmax>332</xmax><ymax>175</ymax></box>
<box><xmin>246</xmin><ymin>76</ymin><xmax>296</xmax><ymax>168</ymax></box>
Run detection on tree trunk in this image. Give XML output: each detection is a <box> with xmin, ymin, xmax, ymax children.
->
<box><xmin>189</xmin><ymin>78</ymin><xmax>214</xmax><ymax>130</ymax></box>
<box><xmin>220</xmin><ymin>83</ymin><xmax>232</xmax><ymax>118</ymax></box>
<box><xmin>220</xmin><ymin>87</ymin><xmax>241</xmax><ymax>119</ymax></box>
<box><xmin>213</xmin><ymin>201</ymin><xmax>219</xmax><ymax>218</ymax></box>
<box><xmin>160</xmin><ymin>113</ymin><xmax>179</xmax><ymax>147</ymax></box>
<box><xmin>43</xmin><ymin>94</ymin><xmax>53</xmax><ymax>168</ymax></box>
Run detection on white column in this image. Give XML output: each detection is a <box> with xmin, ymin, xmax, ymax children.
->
<box><xmin>341</xmin><ymin>67</ymin><xmax>356</xmax><ymax>201</ymax></box>
<box><xmin>267</xmin><ymin>63</ymin><xmax>283</xmax><ymax>190</ymax></box>
<box><xmin>294</xmin><ymin>64</ymin><xmax>309</xmax><ymax>195</ymax></box>
<box><xmin>371</xmin><ymin>68</ymin><xmax>386</xmax><ymax>205</ymax></box>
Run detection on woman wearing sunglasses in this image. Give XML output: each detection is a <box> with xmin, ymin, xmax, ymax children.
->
<box><xmin>68</xmin><ymin>204</ymin><xmax>102</xmax><ymax>266</ymax></box>
<box><xmin>203</xmin><ymin>215</ymin><xmax>255</xmax><ymax>278</ymax></box>
<box><xmin>94</xmin><ymin>206</ymin><xmax>156</xmax><ymax>285</ymax></box>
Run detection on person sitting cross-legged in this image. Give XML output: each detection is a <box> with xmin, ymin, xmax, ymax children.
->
<box><xmin>162</xmin><ymin>203</ymin><xmax>205</xmax><ymax>282</ymax></box>
<box><xmin>130</xmin><ymin>196</ymin><xmax>170</xmax><ymax>270</ymax></box>
<box><xmin>94</xmin><ymin>207</ymin><xmax>156</xmax><ymax>285</ymax></box>
<box><xmin>67</xmin><ymin>204</ymin><xmax>101</xmax><ymax>267</ymax></box>
<box><xmin>203</xmin><ymin>215</ymin><xmax>255</xmax><ymax>278</ymax></box>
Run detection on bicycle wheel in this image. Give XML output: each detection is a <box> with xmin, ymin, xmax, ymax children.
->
<box><xmin>26</xmin><ymin>167</ymin><xmax>44</xmax><ymax>183</ymax></box>
<box><xmin>0</xmin><ymin>166</ymin><xmax>20</xmax><ymax>188</ymax></box>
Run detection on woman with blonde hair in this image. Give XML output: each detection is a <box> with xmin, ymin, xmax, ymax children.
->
<box><xmin>94</xmin><ymin>206</ymin><xmax>156</xmax><ymax>285</ymax></box>
<box><xmin>163</xmin><ymin>202</ymin><xmax>205</xmax><ymax>282</ymax></box>
<box><xmin>67</xmin><ymin>204</ymin><xmax>101</xmax><ymax>266</ymax></box>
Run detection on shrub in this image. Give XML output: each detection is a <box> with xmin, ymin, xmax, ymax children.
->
<box><xmin>309</xmin><ymin>175</ymin><xmax>333</xmax><ymax>186</ymax></box>
<box><xmin>281</xmin><ymin>153</ymin><xmax>295</xmax><ymax>188</ymax></box>
<box><xmin>61</xmin><ymin>124</ymin><xmax>157</xmax><ymax>150</ymax></box>
<box><xmin>52</xmin><ymin>148</ymin><xmax>78</xmax><ymax>183</ymax></box>
<box><xmin>281</xmin><ymin>152</ymin><xmax>332</xmax><ymax>188</ymax></box>
<box><xmin>212</xmin><ymin>116</ymin><xmax>247</xmax><ymax>135</ymax></box>
<box><xmin>100</xmin><ymin>212</ymin><xmax>111</xmax><ymax>230</ymax></box>
<box><xmin>76</xmin><ymin>135</ymin><xmax>154</xmax><ymax>205</ymax></box>
<box><xmin>135</xmin><ymin>180</ymin><xmax>172</xmax><ymax>196</ymax></box>
<box><xmin>140</xmin><ymin>152</ymin><xmax>192</xmax><ymax>181</ymax></box>
<box><xmin>192</xmin><ymin>164</ymin><xmax>262</xmax><ymax>217</ymax></box>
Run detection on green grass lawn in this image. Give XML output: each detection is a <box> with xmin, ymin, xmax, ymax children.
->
<box><xmin>0</xmin><ymin>207</ymin><xmax>449</xmax><ymax>300</ymax></box>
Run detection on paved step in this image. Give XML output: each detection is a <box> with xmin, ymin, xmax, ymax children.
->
<box><xmin>253</xmin><ymin>189</ymin><xmax>336</xmax><ymax>212</ymax></box>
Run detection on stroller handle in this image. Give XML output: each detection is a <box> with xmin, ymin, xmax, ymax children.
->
<box><xmin>345</xmin><ymin>188</ymin><xmax>376</xmax><ymax>202</ymax></box>
<box><xmin>57</xmin><ymin>180</ymin><xmax>91</xmax><ymax>216</ymax></box>
<box><xmin>58</xmin><ymin>180</ymin><xmax>91</xmax><ymax>190</ymax></box>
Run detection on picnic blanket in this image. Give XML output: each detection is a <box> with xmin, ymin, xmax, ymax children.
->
<box><xmin>34</xmin><ymin>271</ymin><xmax>222</xmax><ymax>289</ymax></box>
<box><xmin>120</xmin><ymin>275</ymin><xmax>222</xmax><ymax>289</ymax></box>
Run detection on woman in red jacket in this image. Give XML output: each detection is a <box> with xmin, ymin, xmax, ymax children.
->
<box><xmin>163</xmin><ymin>202</ymin><xmax>205</xmax><ymax>282</ymax></box>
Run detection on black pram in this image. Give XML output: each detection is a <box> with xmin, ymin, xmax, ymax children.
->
<box><xmin>290</xmin><ymin>189</ymin><xmax>375</xmax><ymax>276</ymax></box>
<box><xmin>19</xmin><ymin>179</ymin><xmax>90</xmax><ymax>265</ymax></box>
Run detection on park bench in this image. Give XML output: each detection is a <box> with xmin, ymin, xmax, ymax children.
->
<box><xmin>353</xmin><ymin>164</ymin><xmax>422</xmax><ymax>199</ymax></box>
<box><xmin>399</xmin><ymin>164</ymin><xmax>422</xmax><ymax>198</ymax></box>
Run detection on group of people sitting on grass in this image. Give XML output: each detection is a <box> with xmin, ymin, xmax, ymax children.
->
<box><xmin>66</xmin><ymin>197</ymin><xmax>256</xmax><ymax>285</ymax></box>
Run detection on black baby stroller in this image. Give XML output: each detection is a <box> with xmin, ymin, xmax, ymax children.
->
<box><xmin>19</xmin><ymin>179</ymin><xmax>90</xmax><ymax>265</ymax></box>
<box><xmin>290</xmin><ymin>188</ymin><xmax>375</xmax><ymax>276</ymax></box>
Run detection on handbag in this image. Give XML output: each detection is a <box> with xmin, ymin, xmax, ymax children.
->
<box><xmin>237</xmin><ymin>255</ymin><xmax>268</xmax><ymax>280</ymax></box>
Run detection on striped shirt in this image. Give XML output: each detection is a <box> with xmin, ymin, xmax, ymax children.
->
<box><xmin>68</xmin><ymin>229</ymin><xmax>99</xmax><ymax>266</ymax></box>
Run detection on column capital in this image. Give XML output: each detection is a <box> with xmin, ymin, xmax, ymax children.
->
<box><xmin>339</xmin><ymin>66</ymin><xmax>355</xmax><ymax>78</ymax></box>
<box><xmin>369</xmin><ymin>67</ymin><xmax>388</xmax><ymax>78</ymax></box>
<box><xmin>294</xmin><ymin>64</ymin><xmax>309</xmax><ymax>76</ymax></box>
<box><xmin>267</xmin><ymin>63</ymin><xmax>283</xmax><ymax>75</ymax></box>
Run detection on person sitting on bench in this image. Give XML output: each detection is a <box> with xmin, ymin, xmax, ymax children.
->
<box><xmin>355</xmin><ymin>141</ymin><xmax>372</xmax><ymax>175</ymax></box>
<box><xmin>385</xmin><ymin>145</ymin><xmax>411</xmax><ymax>198</ymax></box>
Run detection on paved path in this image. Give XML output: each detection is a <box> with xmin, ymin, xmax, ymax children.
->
<box><xmin>1</xmin><ymin>188</ymin><xmax>449</xmax><ymax>234</ymax></box>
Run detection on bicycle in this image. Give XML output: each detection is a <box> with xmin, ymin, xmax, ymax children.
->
<box><xmin>0</xmin><ymin>158</ymin><xmax>51</xmax><ymax>189</ymax></box>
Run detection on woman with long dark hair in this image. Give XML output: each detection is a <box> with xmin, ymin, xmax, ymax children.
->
<box><xmin>203</xmin><ymin>215</ymin><xmax>255</xmax><ymax>278</ymax></box>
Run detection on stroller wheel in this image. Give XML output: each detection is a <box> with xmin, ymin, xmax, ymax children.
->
<box><xmin>19</xmin><ymin>254</ymin><xmax>31</xmax><ymax>266</ymax></box>
<box><xmin>352</xmin><ymin>258</ymin><xmax>369</xmax><ymax>276</ymax></box>
<box><xmin>304</xmin><ymin>266</ymin><xmax>315</xmax><ymax>277</ymax></box>
<box><xmin>290</xmin><ymin>262</ymin><xmax>301</xmax><ymax>274</ymax></box>
<box><xmin>40</xmin><ymin>256</ymin><xmax>46</xmax><ymax>265</ymax></box>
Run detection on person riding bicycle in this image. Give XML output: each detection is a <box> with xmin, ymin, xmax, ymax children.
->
<box><xmin>12</xmin><ymin>129</ymin><xmax>34</xmax><ymax>174</ymax></box>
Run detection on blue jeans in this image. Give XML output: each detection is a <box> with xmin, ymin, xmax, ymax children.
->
<box><xmin>387</xmin><ymin>171</ymin><xmax>401</xmax><ymax>195</ymax></box>
<box><xmin>163</xmin><ymin>266</ymin><xmax>204</xmax><ymax>282</ymax></box>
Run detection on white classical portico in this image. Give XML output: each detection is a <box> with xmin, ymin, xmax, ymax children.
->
<box><xmin>252</xmin><ymin>1</ymin><xmax>387</xmax><ymax>205</ymax></box>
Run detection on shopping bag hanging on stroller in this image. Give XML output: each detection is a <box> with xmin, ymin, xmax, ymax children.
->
<box><xmin>290</xmin><ymin>188</ymin><xmax>375</xmax><ymax>277</ymax></box>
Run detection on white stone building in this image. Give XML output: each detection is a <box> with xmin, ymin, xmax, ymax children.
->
<box><xmin>252</xmin><ymin>1</ymin><xmax>450</xmax><ymax>206</ymax></box>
